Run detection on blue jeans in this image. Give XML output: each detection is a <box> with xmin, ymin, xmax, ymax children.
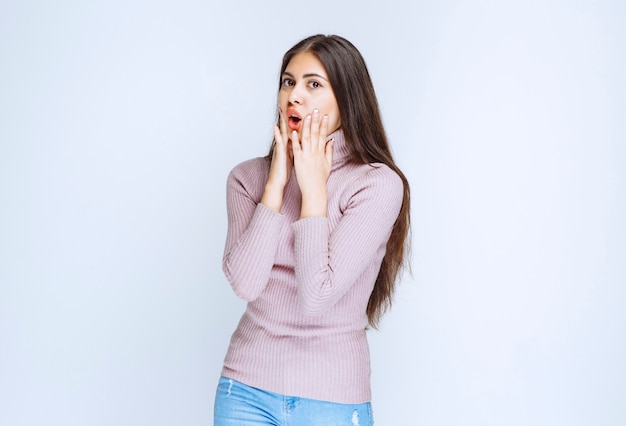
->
<box><xmin>214</xmin><ymin>377</ymin><xmax>374</xmax><ymax>425</ymax></box>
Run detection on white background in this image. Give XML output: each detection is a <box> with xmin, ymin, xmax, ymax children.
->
<box><xmin>1</xmin><ymin>0</ymin><xmax>624</xmax><ymax>425</ymax></box>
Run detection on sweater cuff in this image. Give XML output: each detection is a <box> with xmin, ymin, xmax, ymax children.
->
<box><xmin>250</xmin><ymin>202</ymin><xmax>285</xmax><ymax>234</ymax></box>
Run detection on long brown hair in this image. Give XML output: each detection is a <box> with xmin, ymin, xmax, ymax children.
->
<box><xmin>273</xmin><ymin>34</ymin><xmax>411</xmax><ymax>328</ymax></box>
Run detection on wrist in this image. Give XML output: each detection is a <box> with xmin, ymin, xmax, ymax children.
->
<box><xmin>300</xmin><ymin>189</ymin><xmax>328</xmax><ymax>218</ymax></box>
<box><xmin>261</xmin><ymin>183</ymin><xmax>284</xmax><ymax>213</ymax></box>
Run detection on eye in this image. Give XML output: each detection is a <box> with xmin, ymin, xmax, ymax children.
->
<box><xmin>281</xmin><ymin>78</ymin><xmax>295</xmax><ymax>88</ymax></box>
<box><xmin>308</xmin><ymin>80</ymin><xmax>322</xmax><ymax>89</ymax></box>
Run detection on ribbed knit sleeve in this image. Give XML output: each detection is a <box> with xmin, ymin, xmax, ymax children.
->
<box><xmin>292</xmin><ymin>164</ymin><xmax>403</xmax><ymax>315</ymax></box>
<box><xmin>222</xmin><ymin>158</ymin><xmax>284</xmax><ymax>301</ymax></box>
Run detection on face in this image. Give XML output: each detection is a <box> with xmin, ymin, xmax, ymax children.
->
<box><xmin>279</xmin><ymin>51</ymin><xmax>341</xmax><ymax>139</ymax></box>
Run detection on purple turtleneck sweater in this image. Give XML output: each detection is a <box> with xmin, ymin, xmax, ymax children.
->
<box><xmin>220</xmin><ymin>130</ymin><xmax>403</xmax><ymax>404</ymax></box>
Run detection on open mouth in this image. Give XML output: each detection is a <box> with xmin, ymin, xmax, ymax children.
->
<box><xmin>287</xmin><ymin>109</ymin><xmax>302</xmax><ymax>131</ymax></box>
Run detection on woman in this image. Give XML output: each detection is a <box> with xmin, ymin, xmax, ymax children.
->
<box><xmin>214</xmin><ymin>34</ymin><xmax>411</xmax><ymax>425</ymax></box>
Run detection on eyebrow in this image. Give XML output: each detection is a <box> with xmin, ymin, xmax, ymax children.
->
<box><xmin>282</xmin><ymin>71</ymin><xmax>329</xmax><ymax>82</ymax></box>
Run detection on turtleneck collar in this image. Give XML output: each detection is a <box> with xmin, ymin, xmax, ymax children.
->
<box><xmin>327</xmin><ymin>129</ymin><xmax>352</xmax><ymax>164</ymax></box>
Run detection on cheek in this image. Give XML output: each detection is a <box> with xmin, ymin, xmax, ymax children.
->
<box><xmin>329</xmin><ymin>113</ymin><xmax>341</xmax><ymax>133</ymax></box>
<box><xmin>278</xmin><ymin>93</ymin><xmax>289</xmax><ymax>109</ymax></box>
<box><xmin>329</xmin><ymin>102</ymin><xmax>341</xmax><ymax>130</ymax></box>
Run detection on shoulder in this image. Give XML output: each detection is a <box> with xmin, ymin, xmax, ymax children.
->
<box><xmin>349</xmin><ymin>162</ymin><xmax>403</xmax><ymax>194</ymax></box>
<box><xmin>339</xmin><ymin>162</ymin><xmax>404</xmax><ymax>209</ymax></box>
<box><xmin>366</xmin><ymin>162</ymin><xmax>403</xmax><ymax>187</ymax></box>
<box><xmin>226</xmin><ymin>157</ymin><xmax>270</xmax><ymax>203</ymax></box>
<box><xmin>228</xmin><ymin>157</ymin><xmax>270</xmax><ymax>184</ymax></box>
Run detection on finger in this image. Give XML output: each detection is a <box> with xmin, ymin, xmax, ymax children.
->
<box><xmin>301</xmin><ymin>114</ymin><xmax>311</xmax><ymax>151</ymax></box>
<box><xmin>310</xmin><ymin>109</ymin><xmax>320</xmax><ymax>150</ymax></box>
<box><xmin>287</xmin><ymin>139</ymin><xmax>294</xmax><ymax>161</ymax></box>
<box><xmin>273</xmin><ymin>124</ymin><xmax>283</xmax><ymax>145</ymax></box>
<box><xmin>319</xmin><ymin>115</ymin><xmax>329</xmax><ymax>150</ymax></box>
<box><xmin>273</xmin><ymin>125</ymin><xmax>286</xmax><ymax>158</ymax></box>
<box><xmin>278</xmin><ymin>108</ymin><xmax>288</xmax><ymax>142</ymax></box>
<box><xmin>325</xmin><ymin>138</ymin><xmax>334</xmax><ymax>165</ymax></box>
<box><xmin>290</xmin><ymin>130</ymin><xmax>301</xmax><ymax>154</ymax></box>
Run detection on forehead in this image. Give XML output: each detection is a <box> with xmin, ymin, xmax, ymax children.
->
<box><xmin>284</xmin><ymin>52</ymin><xmax>327</xmax><ymax>77</ymax></box>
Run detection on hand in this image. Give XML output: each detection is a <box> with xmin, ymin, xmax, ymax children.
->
<box><xmin>261</xmin><ymin>109</ymin><xmax>293</xmax><ymax>212</ymax></box>
<box><xmin>291</xmin><ymin>109</ymin><xmax>334</xmax><ymax>218</ymax></box>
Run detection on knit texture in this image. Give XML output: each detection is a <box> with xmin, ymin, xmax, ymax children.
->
<box><xmin>221</xmin><ymin>130</ymin><xmax>403</xmax><ymax>404</ymax></box>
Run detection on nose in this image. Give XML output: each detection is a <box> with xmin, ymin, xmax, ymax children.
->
<box><xmin>289</xmin><ymin>83</ymin><xmax>305</xmax><ymax>105</ymax></box>
<box><xmin>289</xmin><ymin>93</ymin><xmax>301</xmax><ymax>105</ymax></box>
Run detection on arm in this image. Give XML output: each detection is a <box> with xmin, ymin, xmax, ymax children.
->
<box><xmin>292</xmin><ymin>165</ymin><xmax>404</xmax><ymax>314</ymax></box>
<box><xmin>223</xmin><ymin>113</ymin><xmax>294</xmax><ymax>301</ymax></box>
<box><xmin>222</xmin><ymin>161</ymin><xmax>285</xmax><ymax>301</ymax></box>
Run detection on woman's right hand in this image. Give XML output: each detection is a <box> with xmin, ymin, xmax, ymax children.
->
<box><xmin>261</xmin><ymin>109</ymin><xmax>293</xmax><ymax>212</ymax></box>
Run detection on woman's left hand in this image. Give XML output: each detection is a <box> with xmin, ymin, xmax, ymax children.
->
<box><xmin>291</xmin><ymin>109</ymin><xmax>334</xmax><ymax>218</ymax></box>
